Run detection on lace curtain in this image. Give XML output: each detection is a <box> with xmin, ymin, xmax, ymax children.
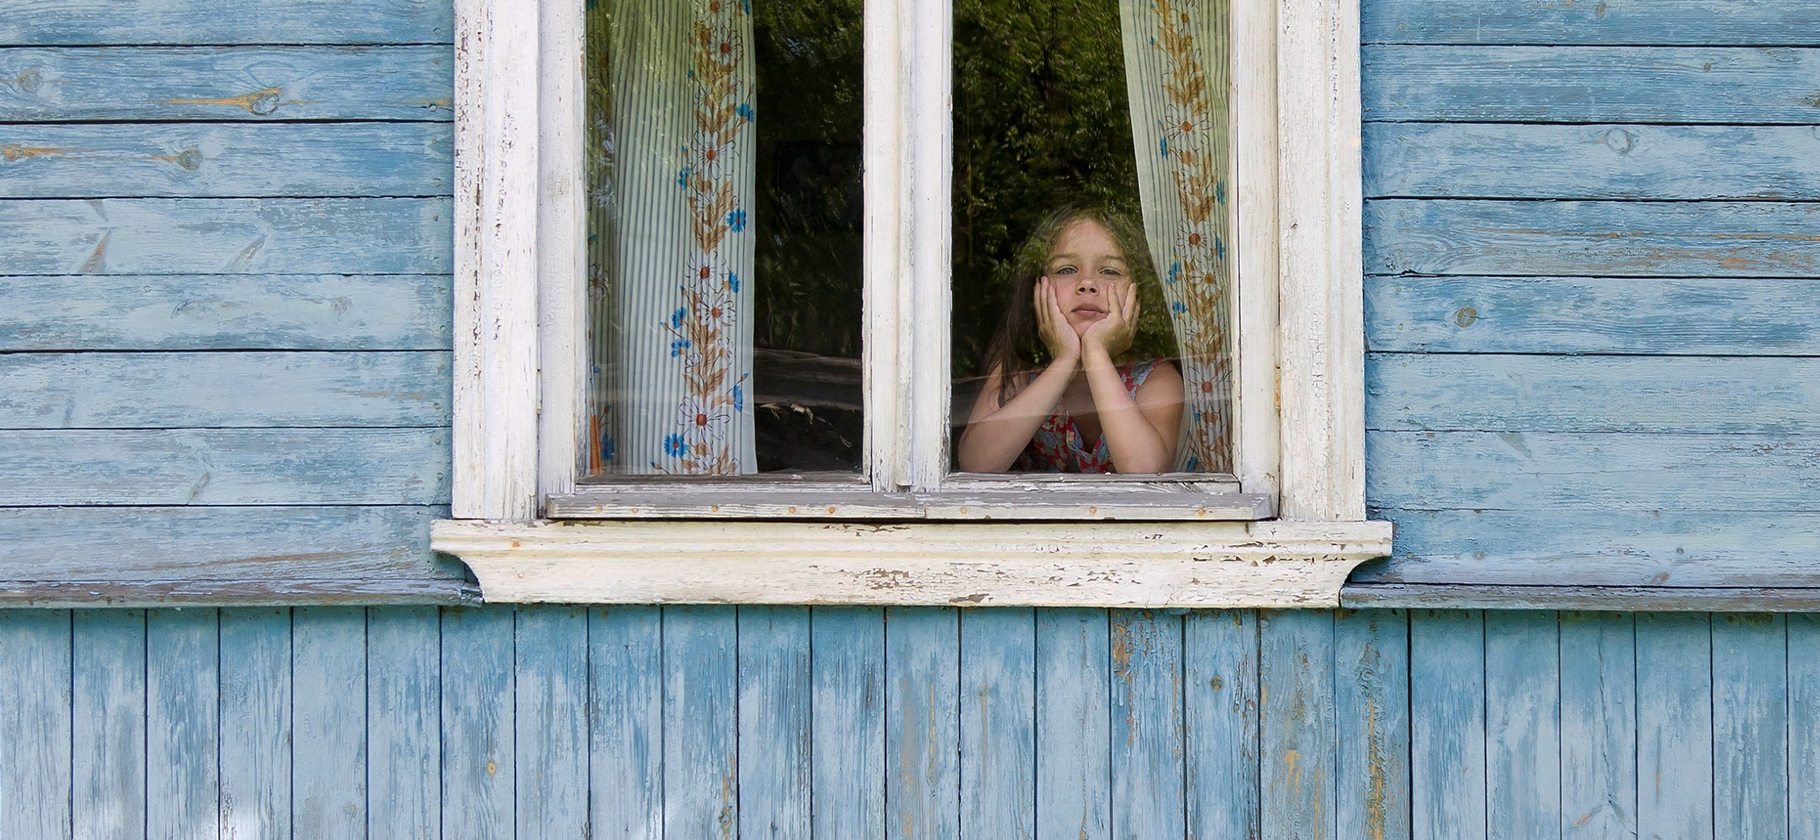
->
<box><xmin>588</xmin><ymin>0</ymin><xmax>759</xmax><ymax>475</ymax></box>
<box><xmin>1118</xmin><ymin>0</ymin><xmax>1233</xmax><ymax>472</ymax></box>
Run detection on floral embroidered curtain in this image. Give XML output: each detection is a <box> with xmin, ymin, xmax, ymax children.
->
<box><xmin>588</xmin><ymin>0</ymin><xmax>758</xmax><ymax>475</ymax></box>
<box><xmin>1118</xmin><ymin>0</ymin><xmax>1232</xmax><ymax>472</ymax></box>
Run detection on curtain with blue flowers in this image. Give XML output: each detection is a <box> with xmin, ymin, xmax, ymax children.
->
<box><xmin>1118</xmin><ymin>0</ymin><xmax>1232</xmax><ymax>473</ymax></box>
<box><xmin>588</xmin><ymin>0</ymin><xmax>758</xmax><ymax>475</ymax></box>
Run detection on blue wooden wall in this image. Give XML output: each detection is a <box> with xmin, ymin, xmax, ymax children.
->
<box><xmin>0</xmin><ymin>0</ymin><xmax>466</xmax><ymax>601</ymax></box>
<box><xmin>4</xmin><ymin>0</ymin><xmax>1820</xmax><ymax>837</ymax></box>
<box><xmin>4</xmin><ymin>606</ymin><xmax>1820</xmax><ymax>838</ymax></box>
<box><xmin>1356</xmin><ymin>0</ymin><xmax>1820</xmax><ymax>589</ymax></box>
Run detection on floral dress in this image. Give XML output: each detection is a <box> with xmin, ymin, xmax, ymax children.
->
<box><xmin>1012</xmin><ymin>360</ymin><xmax>1157</xmax><ymax>473</ymax></box>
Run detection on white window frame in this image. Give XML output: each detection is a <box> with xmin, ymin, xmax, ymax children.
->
<box><xmin>432</xmin><ymin>0</ymin><xmax>1391</xmax><ymax>607</ymax></box>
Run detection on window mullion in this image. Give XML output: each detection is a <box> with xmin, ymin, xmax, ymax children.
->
<box><xmin>1231</xmin><ymin>0</ymin><xmax>1281</xmax><ymax>501</ymax></box>
<box><xmin>537</xmin><ymin>0</ymin><xmax>588</xmax><ymax>505</ymax></box>
<box><xmin>905</xmin><ymin>0</ymin><xmax>953</xmax><ymax>493</ymax></box>
<box><xmin>863</xmin><ymin>0</ymin><xmax>910</xmax><ymax>492</ymax></box>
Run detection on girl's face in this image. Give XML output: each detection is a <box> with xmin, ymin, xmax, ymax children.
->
<box><xmin>1042</xmin><ymin>219</ymin><xmax>1129</xmax><ymax>335</ymax></box>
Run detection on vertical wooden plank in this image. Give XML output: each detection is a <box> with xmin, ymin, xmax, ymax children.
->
<box><xmin>590</xmin><ymin>606</ymin><xmax>662</xmax><ymax>840</ymax></box>
<box><xmin>1559</xmin><ymin>612</ymin><xmax>1637</xmax><ymax>840</ymax></box>
<box><xmin>368</xmin><ymin>606</ymin><xmax>441</xmax><ymax>840</ymax></box>
<box><xmin>0</xmin><ymin>610</ymin><xmax>73</xmax><ymax>840</ymax></box>
<box><xmin>902</xmin><ymin>0</ymin><xmax>953</xmax><ymax>492</ymax></box>
<box><xmin>665</xmin><ymin>606</ymin><xmax>738</xmax><ymax>840</ymax></box>
<box><xmin>1712</xmin><ymin>614</ymin><xmax>1788</xmax><ymax>840</ymax></box>
<box><xmin>1636</xmin><ymin>612</ymin><xmax>1713</xmax><ymax>840</ymax></box>
<box><xmin>292</xmin><ymin>607</ymin><xmax>367</xmax><ymax>840</ymax></box>
<box><xmin>738</xmin><ymin>606</ymin><xmax>811</xmax><ymax>840</ymax></box>
<box><xmin>146</xmin><ymin>608</ymin><xmax>219</xmax><ymax>840</ymax></box>
<box><xmin>1036</xmin><ymin>608</ymin><xmax>1111</xmax><ymax>840</ymax></box>
<box><xmin>1260</xmin><ymin>609</ymin><xmax>1336</xmax><ymax>840</ymax></box>
<box><xmin>452</xmin><ymin>0</ymin><xmax>543</xmax><ymax>520</ymax></box>
<box><xmin>441</xmin><ymin>607</ymin><xmax>515</xmax><ymax>840</ymax></box>
<box><xmin>1111</xmin><ymin>610</ymin><xmax>1186</xmax><ymax>840</ymax></box>
<box><xmin>534</xmin><ymin>0</ymin><xmax>588</xmax><ymax>504</ymax></box>
<box><xmin>810</xmin><ymin>607</ymin><xmax>885</xmax><ymax>840</ymax></box>
<box><xmin>1790</xmin><ymin>614</ymin><xmax>1820</xmax><ymax>840</ymax></box>
<box><xmin>218</xmin><ymin>608</ymin><xmax>292</xmax><ymax>840</ymax></box>
<box><xmin>1276</xmin><ymin>0</ymin><xmax>1366</xmax><ymax>522</ymax></box>
<box><xmin>959</xmin><ymin>608</ymin><xmax>1035</xmax><ymax>840</ymax></box>
<box><xmin>1185</xmin><ymin>609</ymin><xmax>1259</xmax><ymax>840</ymax></box>
<box><xmin>514</xmin><ymin>605</ymin><xmax>590</xmax><ymax>840</ymax></box>
<box><xmin>1335</xmin><ymin>609</ymin><xmax>1411</xmax><ymax>840</ymax></box>
<box><xmin>1484</xmin><ymin>611</ymin><xmax>1560</xmax><ymax>840</ymax></box>
<box><xmin>72</xmin><ymin>610</ymin><xmax>146</xmax><ymax>840</ymax></box>
<box><xmin>1410</xmin><ymin>610</ymin><xmax>1486</xmax><ymax>840</ymax></box>
<box><xmin>885</xmin><ymin>607</ymin><xmax>959</xmax><ymax>840</ymax></box>
<box><xmin>1230</xmin><ymin>0</ymin><xmax>1282</xmax><ymax>501</ymax></box>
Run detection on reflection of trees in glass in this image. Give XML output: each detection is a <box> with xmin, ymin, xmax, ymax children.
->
<box><xmin>751</xmin><ymin>0</ymin><xmax>865</xmax><ymax>471</ymax></box>
<box><xmin>953</xmin><ymin>0</ymin><xmax>1170</xmax><ymax>379</ymax></box>
<box><xmin>750</xmin><ymin>0</ymin><xmax>1165</xmax><ymax>376</ymax></box>
<box><xmin>752</xmin><ymin>0</ymin><xmax>863</xmax><ymax>362</ymax></box>
<box><xmin>676</xmin><ymin>0</ymin><xmax>1162</xmax><ymax>469</ymax></box>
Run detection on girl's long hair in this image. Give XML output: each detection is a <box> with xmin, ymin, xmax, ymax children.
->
<box><xmin>978</xmin><ymin>205</ymin><xmax>1167</xmax><ymax>406</ymax></box>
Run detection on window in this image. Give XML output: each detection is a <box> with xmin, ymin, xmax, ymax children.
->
<box><xmin>432</xmin><ymin>0</ymin><xmax>1390</xmax><ymax>608</ymax></box>
<box><xmin>572</xmin><ymin>0</ymin><xmax>1260</xmax><ymax>508</ymax></box>
<box><xmin>584</xmin><ymin>0</ymin><xmax>867</xmax><ymax>478</ymax></box>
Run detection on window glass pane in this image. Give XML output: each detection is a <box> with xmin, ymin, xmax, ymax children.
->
<box><xmin>586</xmin><ymin>0</ymin><xmax>864</xmax><ymax>477</ymax></box>
<box><xmin>951</xmin><ymin>0</ymin><xmax>1232</xmax><ymax>475</ymax></box>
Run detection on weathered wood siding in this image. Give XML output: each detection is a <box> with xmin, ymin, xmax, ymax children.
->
<box><xmin>1357</xmin><ymin>0</ymin><xmax>1820</xmax><ymax>590</ymax></box>
<box><xmin>5</xmin><ymin>606</ymin><xmax>1820</xmax><ymax>838</ymax></box>
<box><xmin>0</xmin><ymin>0</ymin><xmax>463</xmax><ymax>597</ymax></box>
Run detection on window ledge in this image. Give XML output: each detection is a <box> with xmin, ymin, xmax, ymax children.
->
<box><xmin>547</xmin><ymin>486</ymin><xmax>1273</xmax><ymax>521</ymax></box>
<box><xmin>431</xmin><ymin>518</ymin><xmax>1392</xmax><ymax>608</ymax></box>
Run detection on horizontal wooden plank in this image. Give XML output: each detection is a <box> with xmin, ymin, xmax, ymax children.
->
<box><xmin>1343</xmin><ymin>584</ymin><xmax>1820</xmax><ymax>612</ymax></box>
<box><xmin>0</xmin><ymin>428</ymin><xmax>448</xmax><ymax>505</ymax></box>
<box><xmin>0</xmin><ymin>198</ymin><xmax>452</xmax><ymax>275</ymax></box>
<box><xmin>0</xmin><ymin>0</ymin><xmax>450</xmax><ymax>46</ymax></box>
<box><xmin>1368</xmin><ymin>431</ymin><xmax>1820</xmax><ymax>512</ymax></box>
<box><xmin>1367</xmin><ymin>355</ymin><xmax>1820</xmax><ymax>434</ymax></box>
<box><xmin>0</xmin><ymin>504</ymin><xmax>456</xmax><ymax>580</ymax></box>
<box><xmin>0</xmin><ymin>579</ymin><xmax>478</xmax><ymax>607</ymax></box>
<box><xmin>1356</xmin><ymin>509</ymin><xmax>1820</xmax><ymax>588</ymax></box>
<box><xmin>1361</xmin><ymin>0</ymin><xmax>1820</xmax><ymax>46</ymax></box>
<box><xmin>0</xmin><ymin>351</ymin><xmax>451</xmax><ymax>429</ymax></box>
<box><xmin>1366</xmin><ymin>276</ymin><xmax>1820</xmax><ymax>356</ymax></box>
<box><xmin>1365</xmin><ymin>123</ymin><xmax>1820</xmax><ymax>200</ymax></box>
<box><xmin>1364</xmin><ymin>46</ymin><xmax>1820</xmax><ymax>123</ymax></box>
<box><xmin>1366</xmin><ymin>200</ymin><xmax>1820</xmax><ymax>278</ymax></box>
<box><xmin>0</xmin><ymin>123</ymin><xmax>452</xmax><ymax>198</ymax></box>
<box><xmin>0</xmin><ymin>47</ymin><xmax>451</xmax><ymax>121</ymax></box>
<box><xmin>0</xmin><ymin>274</ymin><xmax>451</xmax><ymax>351</ymax></box>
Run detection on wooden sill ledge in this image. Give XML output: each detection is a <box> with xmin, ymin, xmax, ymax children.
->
<box><xmin>432</xmin><ymin>518</ymin><xmax>1393</xmax><ymax>608</ymax></box>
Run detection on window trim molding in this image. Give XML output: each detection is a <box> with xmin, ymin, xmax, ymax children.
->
<box><xmin>436</xmin><ymin>0</ymin><xmax>1387</xmax><ymax>607</ymax></box>
<box><xmin>433</xmin><ymin>519</ymin><xmax>1391</xmax><ymax>607</ymax></box>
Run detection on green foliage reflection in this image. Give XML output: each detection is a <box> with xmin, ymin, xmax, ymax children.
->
<box><xmin>953</xmin><ymin>0</ymin><xmax>1170</xmax><ymax>378</ymax></box>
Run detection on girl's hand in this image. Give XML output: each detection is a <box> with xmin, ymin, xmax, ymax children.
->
<box><xmin>1081</xmin><ymin>280</ymin><xmax>1138</xmax><ymax>357</ymax></box>
<box><xmin>1035</xmin><ymin>277</ymin><xmax>1082</xmax><ymax>362</ymax></box>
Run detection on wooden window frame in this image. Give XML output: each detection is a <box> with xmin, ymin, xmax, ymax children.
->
<box><xmin>432</xmin><ymin>0</ymin><xmax>1391</xmax><ymax>607</ymax></box>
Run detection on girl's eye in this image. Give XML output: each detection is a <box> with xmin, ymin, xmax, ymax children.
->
<box><xmin>1053</xmin><ymin>266</ymin><xmax>1076</xmax><ymax>275</ymax></box>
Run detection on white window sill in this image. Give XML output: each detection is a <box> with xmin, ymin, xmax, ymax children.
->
<box><xmin>547</xmin><ymin>476</ymin><xmax>1273</xmax><ymax>521</ymax></box>
<box><xmin>430</xmin><ymin>518</ymin><xmax>1392</xmax><ymax>608</ymax></box>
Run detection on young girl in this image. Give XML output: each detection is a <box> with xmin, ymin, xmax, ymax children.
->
<box><xmin>956</xmin><ymin>206</ymin><xmax>1185</xmax><ymax>473</ymax></box>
